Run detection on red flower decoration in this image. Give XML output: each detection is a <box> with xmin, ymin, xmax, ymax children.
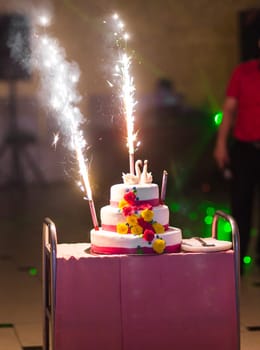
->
<box><xmin>132</xmin><ymin>206</ymin><xmax>139</xmax><ymax>213</ymax></box>
<box><xmin>143</xmin><ymin>229</ymin><xmax>155</xmax><ymax>242</ymax></box>
<box><xmin>122</xmin><ymin>205</ymin><xmax>133</xmax><ymax>217</ymax></box>
<box><xmin>134</xmin><ymin>203</ymin><xmax>153</xmax><ymax>211</ymax></box>
<box><xmin>139</xmin><ymin>203</ymin><xmax>153</xmax><ymax>211</ymax></box>
<box><xmin>124</xmin><ymin>191</ymin><xmax>136</xmax><ymax>205</ymax></box>
<box><xmin>138</xmin><ymin>218</ymin><xmax>154</xmax><ymax>231</ymax></box>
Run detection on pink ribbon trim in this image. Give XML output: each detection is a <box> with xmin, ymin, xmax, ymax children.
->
<box><xmin>102</xmin><ymin>224</ymin><xmax>169</xmax><ymax>233</ymax></box>
<box><xmin>110</xmin><ymin>198</ymin><xmax>160</xmax><ymax>208</ymax></box>
<box><xmin>91</xmin><ymin>243</ymin><xmax>181</xmax><ymax>255</ymax></box>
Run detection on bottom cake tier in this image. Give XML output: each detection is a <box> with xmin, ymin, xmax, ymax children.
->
<box><xmin>90</xmin><ymin>226</ymin><xmax>182</xmax><ymax>255</ymax></box>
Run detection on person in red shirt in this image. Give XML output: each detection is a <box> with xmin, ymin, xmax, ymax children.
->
<box><xmin>214</xmin><ymin>38</ymin><xmax>260</xmax><ymax>273</ymax></box>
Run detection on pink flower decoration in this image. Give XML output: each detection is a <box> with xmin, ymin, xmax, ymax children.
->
<box><xmin>142</xmin><ymin>203</ymin><xmax>153</xmax><ymax>210</ymax></box>
<box><xmin>135</xmin><ymin>203</ymin><xmax>153</xmax><ymax>211</ymax></box>
<box><xmin>143</xmin><ymin>229</ymin><xmax>155</xmax><ymax>242</ymax></box>
<box><xmin>122</xmin><ymin>206</ymin><xmax>133</xmax><ymax>217</ymax></box>
<box><xmin>138</xmin><ymin>218</ymin><xmax>154</xmax><ymax>231</ymax></box>
<box><xmin>124</xmin><ymin>191</ymin><xmax>136</xmax><ymax>205</ymax></box>
<box><xmin>131</xmin><ymin>206</ymin><xmax>138</xmax><ymax>213</ymax></box>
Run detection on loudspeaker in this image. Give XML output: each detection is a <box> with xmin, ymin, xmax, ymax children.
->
<box><xmin>0</xmin><ymin>13</ymin><xmax>31</xmax><ymax>80</ymax></box>
<box><xmin>239</xmin><ymin>9</ymin><xmax>260</xmax><ymax>61</ymax></box>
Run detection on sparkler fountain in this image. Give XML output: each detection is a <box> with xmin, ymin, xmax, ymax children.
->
<box><xmin>109</xmin><ymin>14</ymin><xmax>138</xmax><ymax>175</ymax></box>
<box><xmin>31</xmin><ymin>15</ymin><xmax>99</xmax><ymax>230</ymax></box>
<box><xmin>107</xmin><ymin>14</ymin><xmax>167</xmax><ymax>198</ymax></box>
<box><xmin>88</xmin><ymin>13</ymin><xmax>182</xmax><ymax>256</ymax></box>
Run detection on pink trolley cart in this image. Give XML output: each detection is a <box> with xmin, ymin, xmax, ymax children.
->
<box><xmin>42</xmin><ymin>210</ymin><xmax>240</xmax><ymax>350</ymax></box>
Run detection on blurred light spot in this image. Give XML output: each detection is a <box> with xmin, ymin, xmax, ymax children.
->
<box><xmin>224</xmin><ymin>222</ymin><xmax>232</xmax><ymax>233</ymax></box>
<box><xmin>251</xmin><ymin>228</ymin><xmax>257</xmax><ymax>237</ymax></box>
<box><xmin>214</xmin><ymin>112</ymin><xmax>223</xmax><ymax>126</ymax></box>
<box><xmin>217</xmin><ymin>218</ymin><xmax>232</xmax><ymax>241</ymax></box>
<box><xmin>243</xmin><ymin>256</ymin><xmax>252</xmax><ymax>265</ymax></box>
<box><xmin>29</xmin><ymin>267</ymin><xmax>38</xmax><ymax>276</ymax></box>
<box><xmin>169</xmin><ymin>202</ymin><xmax>180</xmax><ymax>212</ymax></box>
<box><xmin>204</xmin><ymin>215</ymin><xmax>213</xmax><ymax>225</ymax></box>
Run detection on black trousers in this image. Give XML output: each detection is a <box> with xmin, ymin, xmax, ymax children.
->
<box><xmin>230</xmin><ymin>140</ymin><xmax>260</xmax><ymax>261</ymax></box>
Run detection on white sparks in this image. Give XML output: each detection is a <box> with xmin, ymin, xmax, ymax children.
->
<box><xmin>31</xmin><ymin>31</ymin><xmax>93</xmax><ymax>201</ymax></box>
<box><xmin>77</xmin><ymin>181</ymin><xmax>85</xmax><ymax>193</ymax></box>
<box><xmin>52</xmin><ymin>133</ymin><xmax>60</xmax><ymax>148</ymax></box>
<box><xmin>120</xmin><ymin>53</ymin><xmax>137</xmax><ymax>158</ymax></box>
<box><xmin>106</xmin><ymin>80</ymin><xmax>114</xmax><ymax>87</ymax></box>
<box><xmin>108</xmin><ymin>14</ymin><xmax>137</xmax><ymax>174</ymax></box>
<box><xmin>123</xmin><ymin>33</ymin><xmax>130</xmax><ymax>41</ymax></box>
<box><xmin>38</xmin><ymin>14</ymin><xmax>51</xmax><ymax>27</ymax></box>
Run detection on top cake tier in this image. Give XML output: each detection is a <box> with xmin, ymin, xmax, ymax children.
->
<box><xmin>110</xmin><ymin>184</ymin><xmax>159</xmax><ymax>207</ymax></box>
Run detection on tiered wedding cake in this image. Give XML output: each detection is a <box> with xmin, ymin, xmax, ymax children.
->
<box><xmin>90</xmin><ymin>160</ymin><xmax>182</xmax><ymax>254</ymax></box>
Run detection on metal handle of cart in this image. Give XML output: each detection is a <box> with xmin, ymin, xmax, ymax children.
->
<box><xmin>212</xmin><ymin>210</ymin><xmax>240</xmax><ymax>350</ymax></box>
<box><xmin>42</xmin><ymin>217</ymin><xmax>57</xmax><ymax>350</ymax></box>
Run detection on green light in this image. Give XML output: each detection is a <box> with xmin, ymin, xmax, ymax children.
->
<box><xmin>243</xmin><ymin>256</ymin><xmax>252</xmax><ymax>265</ymax></box>
<box><xmin>29</xmin><ymin>267</ymin><xmax>38</xmax><ymax>276</ymax></box>
<box><xmin>204</xmin><ymin>215</ymin><xmax>213</xmax><ymax>225</ymax></box>
<box><xmin>169</xmin><ymin>202</ymin><xmax>180</xmax><ymax>212</ymax></box>
<box><xmin>214</xmin><ymin>112</ymin><xmax>223</xmax><ymax>126</ymax></box>
<box><xmin>216</xmin><ymin>218</ymin><xmax>232</xmax><ymax>241</ymax></box>
<box><xmin>206</xmin><ymin>206</ymin><xmax>215</xmax><ymax>216</ymax></box>
<box><xmin>223</xmin><ymin>222</ymin><xmax>232</xmax><ymax>233</ymax></box>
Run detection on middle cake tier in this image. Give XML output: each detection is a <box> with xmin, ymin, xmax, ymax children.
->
<box><xmin>101</xmin><ymin>204</ymin><xmax>169</xmax><ymax>231</ymax></box>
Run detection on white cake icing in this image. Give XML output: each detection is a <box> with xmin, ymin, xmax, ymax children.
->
<box><xmin>90</xmin><ymin>160</ymin><xmax>182</xmax><ymax>255</ymax></box>
<box><xmin>91</xmin><ymin>227</ymin><xmax>182</xmax><ymax>253</ymax></box>
<box><xmin>110</xmin><ymin>183</ymin><xmax>159</xmax><ymax>204</ymax></box>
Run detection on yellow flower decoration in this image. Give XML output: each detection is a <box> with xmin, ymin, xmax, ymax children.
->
<box><xmin>126</xmin><ymin>215</ymin><xmax>138</xmax><ymax>226</ymax></box>
<box><xmin>152</xmin><ymin>238</ymin><xmax>166</xmax><ymax>254</ymax></box>
<box><xmin>152</xmin><ymin>222</ymin><xmax>165</xmax><ymax>234</ymax></box>
<box><xmin>131</xmin><ymin>224</ymin><xmax>143</xmax><ymax>235</ymax></box>
<box><xmin>141</xmin><ymin>208</ymin><xmax>154</xmax><ymax>222</ymax></box>
<box><xmin>116</xmin><ymin>223</ymin><xmax>128</xmax><ymax>234</ymax></box>
<box><xmin>118</xmin><ymin>199</ymin><xmax>128</xmax><ymax>209</ymax></box>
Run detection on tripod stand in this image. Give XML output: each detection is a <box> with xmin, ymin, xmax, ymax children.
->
<box><xmin>0</xmin><ymin>80</ymin><xmax>45</xmax><ymax>187</ymax></box>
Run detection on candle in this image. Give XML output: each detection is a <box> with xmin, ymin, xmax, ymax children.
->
<box><xmin>88</xmin><ymin>199</ymin><xmax>99</xmax><ymax>231</ymax></box>
<box><xmin>160</xmin><ymin>170</ymin><xmax>168</xmax><ymax>203</ymax></box>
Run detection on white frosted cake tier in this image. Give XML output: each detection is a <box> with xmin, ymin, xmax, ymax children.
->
<box><xmin>101</xmin><ymin>204</ymin><xmax>169</xmax><ymax>229</ymax></box>
<box><xmin>110</xmin><ymin>183</ymin><xmax>159</xmax><ymax>206</ymax></box>
<box><xmin>90</xmin><ymin>227</ymin><xmax>182</xmax><ymax>255</ymax></box>
<box><xmin>90</xmin><ymin>176</ymin><xmax>182</xmax><ymax>255</ymax></box>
